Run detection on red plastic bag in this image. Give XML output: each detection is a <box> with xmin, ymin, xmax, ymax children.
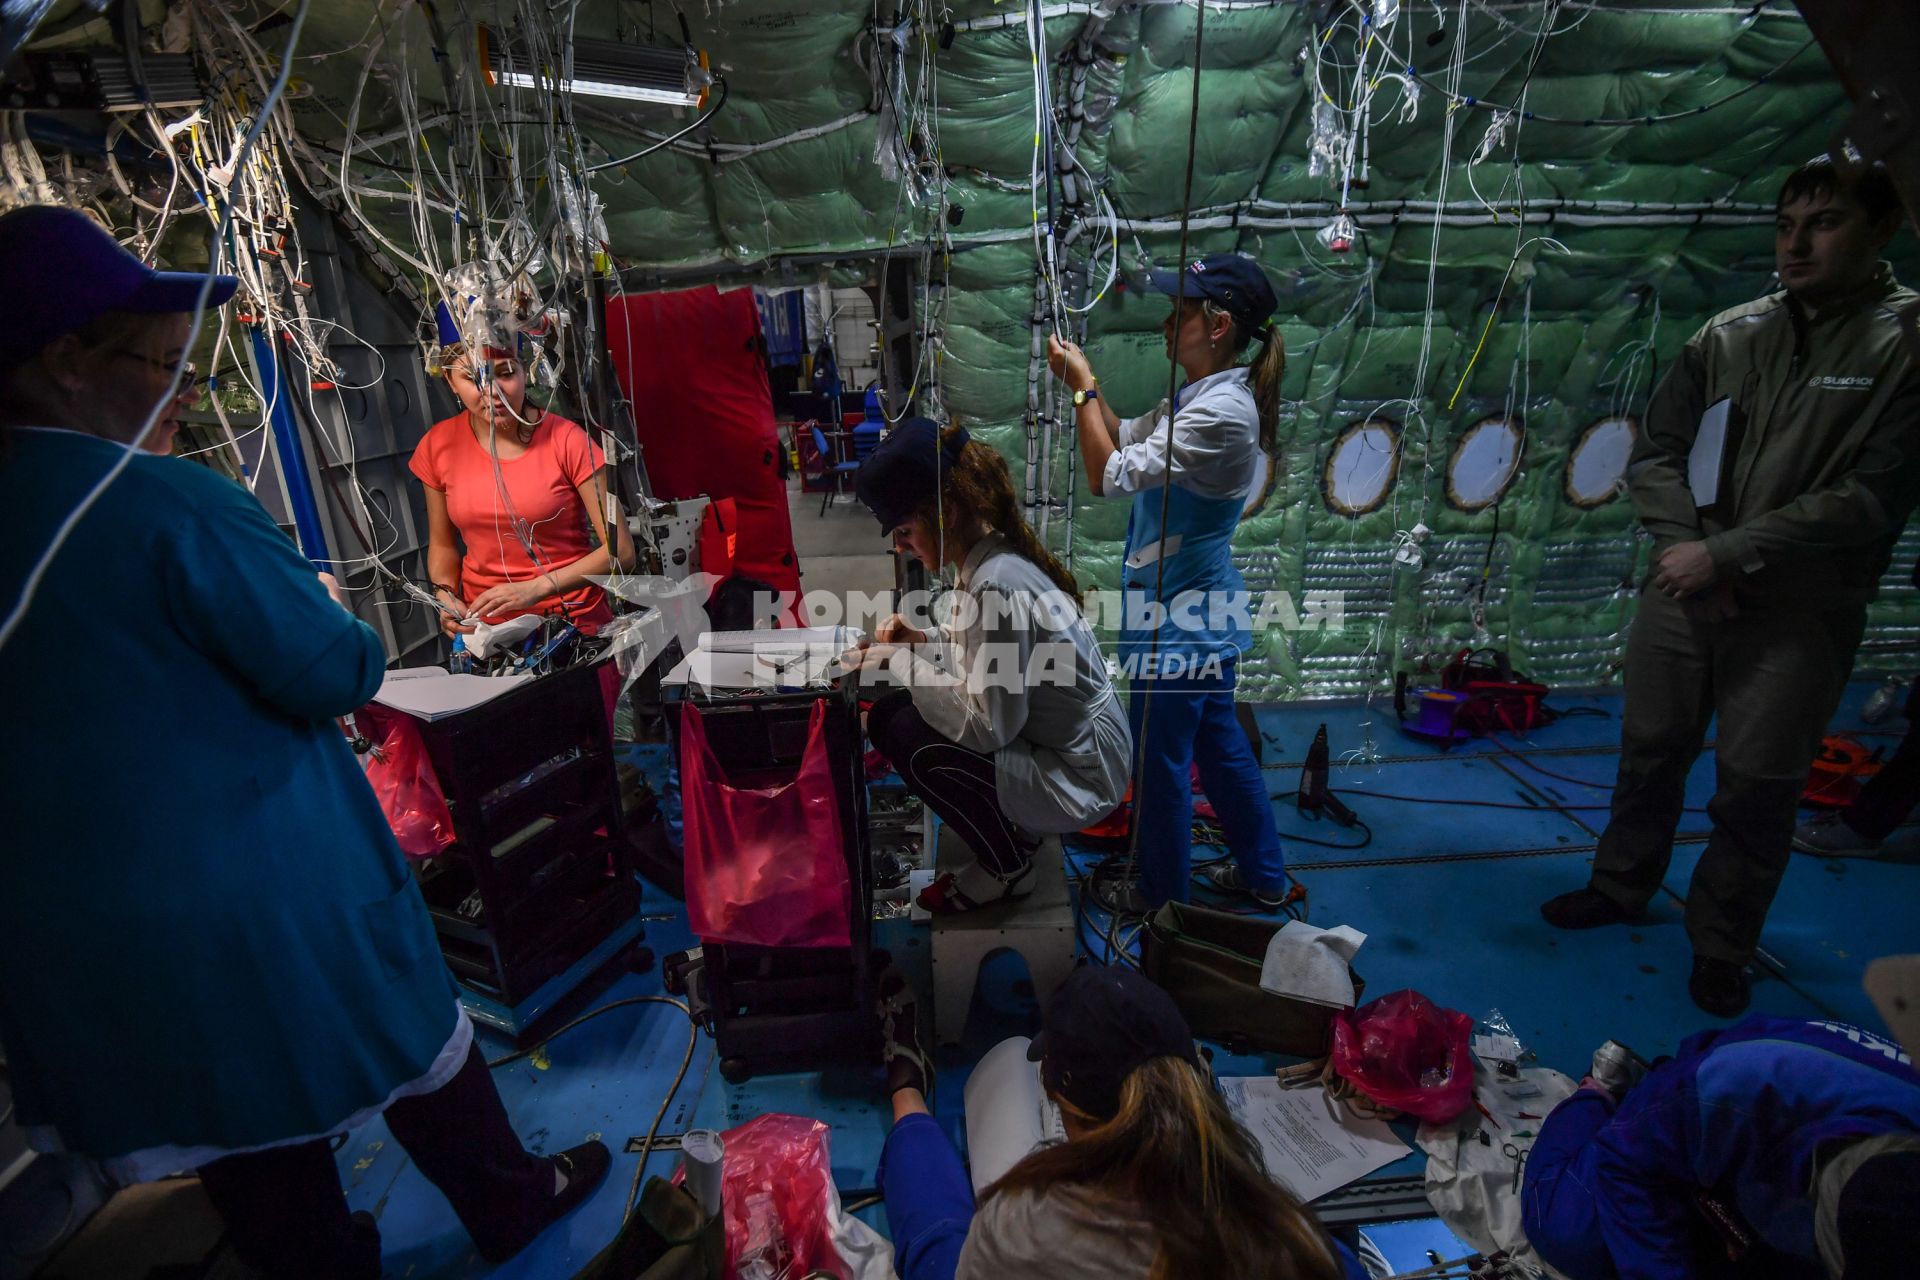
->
<box><xmin>1330</xmin><ymin>990</ymin><xmax>1474</xmax><ymax>1124</ymax></box>
<box><xmin>353</xmin><ymin>704</ymin><xmax>455</xmax><ymax>860</ymax></box>
<box><xmin>681</xmin><ymin>701</ymin><xmax>851</xmax><ymax>948</ymax></box>
<box><xmin>679</xmin><ymin>1114</ymin><xmax>852</xmax><ymax>1280</ymax></box>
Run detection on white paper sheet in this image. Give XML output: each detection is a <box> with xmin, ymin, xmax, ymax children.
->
<box><xmin>962</xmin><ymin>1037</ymin><xmax>1066</xmax><ymax>1195</ymax></box>
<box><xmin>1688</xmin><ymin>397</ymin><xmax>1731</xmax><ymax>507</ymax></box>
<box><xmin>1218</xmin><ymin>1076</ymin><xmax>1410</xmax><ymax>1203</ymax></box>
<box><xmin>372</xmin><ymin>669</ymin><xmax>532</xmax><ymax>720</ymax></box>
<box><xmin>1258</xmin><ymin>921</ymin><xmax>1366</xmax><ymax>1008</ymax></box>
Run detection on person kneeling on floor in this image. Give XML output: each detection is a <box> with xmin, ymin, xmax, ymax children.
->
<box><xmin>1522</xmin><ymin>1015</ymin><xmax>1920</xmax><ymax>1279</ymax></box>
<box><xmin>871</xmin><ymin>963</ymin><xmax>1365</xmax><ymax>1280</ymax></box>
<box><xmin>847</xmin><ymin>418</ymin><xmax>1131</xmax><ymax>915</ymax></box>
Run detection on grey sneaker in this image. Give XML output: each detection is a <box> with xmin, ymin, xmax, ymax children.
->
<box><xmin>1792</xmin><ymin>811</ymin><xmax>1885</xmax><ymax>858</ymax></box>
<box><xmin>1198</xmin><ymin>862</ymin><xmax>1287</xmax><ymax>909</ymax></box>
<box><xmin>1587</xmin><ymin>1040</ymin><xmax>1649</xmax><ymax>1098</ymax></box>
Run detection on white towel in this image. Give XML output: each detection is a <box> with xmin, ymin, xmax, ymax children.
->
<box><xmin>1258</xmin><ymin>920</ymin><xmax>1366</xmax><ymax>1008</ymax></box>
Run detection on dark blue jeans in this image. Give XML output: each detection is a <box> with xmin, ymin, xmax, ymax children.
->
<box><xmin>1128</xmin><ymin>657</ymin><xmax>1284</xmax><ymax>907</ymax></box>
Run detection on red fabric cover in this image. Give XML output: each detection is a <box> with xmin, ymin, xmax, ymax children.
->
<box><xmin>605</xmin><ymin>288</ymin><xmax>801</xmax><ymax>612</ymax></box>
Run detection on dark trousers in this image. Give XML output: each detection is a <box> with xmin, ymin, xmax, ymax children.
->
<box><xmin>198</xmin><ymin>1043</ymin><xmax>553</xmax><ymax>1278</ymax></box>
<box><xmin>1844</xmin><ymin>680</ymin><xmax>1920</xmax><ymax>839</ymax></box>
<box><xmin>867</xmin><ymin>689</ymin><xmax>1029</xmax><ymax>876</ymax></box>
<box><xmin>1590</xmin><ymin>588</ymin><xmax>1865</xmax><ymax>965</ymax></box>
<box><xmin>1130</xmin><ymin>658</ymin><xmax>1284</xmax><ymax>908</ymax></box>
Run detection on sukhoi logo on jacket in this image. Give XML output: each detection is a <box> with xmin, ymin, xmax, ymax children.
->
<box><xmin>1806</xmin><ymin>374</ymin><xmax>1876</xmax><ymax>390</ymax></box>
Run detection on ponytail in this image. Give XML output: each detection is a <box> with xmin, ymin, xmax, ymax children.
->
<box><xmin>1203</xmin><ymin>301</ymin><xmax>1286</xmax><ymax>454</ymax></box>
<box><xmin>1247</xmin><ymin>326</ymin><xmax>1285</xmax><ymax>454</ymax></box>
<box><xmin>918</xmin><ymin>425</ymin><xmax>1081</xmax><ymax>602</ymax></box>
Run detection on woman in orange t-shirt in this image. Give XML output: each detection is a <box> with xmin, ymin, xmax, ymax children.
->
<box><xmin>410</xmin><ymin>346</ymin><xmax>636</xmax><ymax>639</ymax></box>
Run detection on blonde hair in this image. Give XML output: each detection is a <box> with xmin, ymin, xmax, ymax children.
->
<box><xmin>984</xmin><ymin>1057</ymin><xmax>1346</xmax><ymax>1280</ymax></box>
<box><xmin>1203</xmin><ymin>299</ymin><xmax>1285</xmax><ymax>454</ymax></box>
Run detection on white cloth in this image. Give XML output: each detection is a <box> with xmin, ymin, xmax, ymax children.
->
<box><xmin>31</xmin><ymin>1006</ymin><xmax>474</xmax><ymax>1186</ymax></box>
<box><xmin>1257</xmin><ymin>921</ymin><xmax>1366</xmax><ymax>1008</ymax></box>
<box><xmin>467</xmin><ymin>613</ymin><xmax>543</xmax><ymax>659</ymax></box>
<box><xmin>1416</xmin><ymin>1061</ymin><xmax>1578</xmax><ymax>1280</ymax></box>
<box><xmin>1101</xmin><ymin>366</ymin><xmax>1259</xmax><ymax>501</ymax></box>
<box><xmin>889</xmin><ymin>533</ymin><xmax>1131</xmax><ymax>834</ymax></box>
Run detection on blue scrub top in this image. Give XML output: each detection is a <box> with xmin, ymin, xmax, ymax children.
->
<box><xmin>0</xmin><ymin>430</ymin><xmax>457</xmax><ymax>1158</ymax></box>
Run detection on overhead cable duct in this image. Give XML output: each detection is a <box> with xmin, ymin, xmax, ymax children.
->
<box><xmin>478</xmin><ymin>24</ymin><xmax>709</xmax><ymax>109</ymax></box>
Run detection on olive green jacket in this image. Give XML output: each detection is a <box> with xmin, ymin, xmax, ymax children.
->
<box><xmin>1628</xmin><ymin>262</ymin><xmax>1920</xmax><ymax>609</ymax></box>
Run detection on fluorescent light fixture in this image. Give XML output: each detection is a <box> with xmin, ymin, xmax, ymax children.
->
<box><xmin>480</xmin><ymin>25</ymin><xmax>703</xmax><ymax>109</ymax></box>
<box><xmin>492</xmin><ymin>71</ymin><xmax>695</xmax><ymax>107</ymax></box>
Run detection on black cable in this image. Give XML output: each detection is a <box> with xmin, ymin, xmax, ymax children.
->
<box><xmin>485</xmin><ymin>994</ymin><xmax>691</xmax><ymax>1068</ymax></box>
<box><xmin>1112</xmin><ymin>0</ymin><xmax>1206</xmax><ymax>957</ymax></box>
<box><xmin>586</xmin><ymin>77</ymin><xmax>730</xmax><ymax>172</ymax></box>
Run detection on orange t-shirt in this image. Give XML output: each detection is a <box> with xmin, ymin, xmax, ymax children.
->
<box><xmin>409</xmin><ymin>412</ymin><xmax>612</xmax><ymax>629</ymax></box>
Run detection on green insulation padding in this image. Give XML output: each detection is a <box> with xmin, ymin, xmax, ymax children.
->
<box><xmin>265</xmin><ymin>1</ymin><xmax>1920</xmax><ymax>695</ymax></box>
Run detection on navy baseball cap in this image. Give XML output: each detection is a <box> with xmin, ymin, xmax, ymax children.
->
<box><xmin>854</xmin><ymin>416</ymin><xmax>968</xmax><ymax>532</ymax></box>
<box><xmin>1027</xmin><ymin>966</ymin><xmax>1200</xmax><ymax>1121</ymax></box>
<box><xmin>0</xmin><ymin>205</ymin><xmax>238</xmax><ymax>375</ymax></box>
<box><xmin>1147</xmin><ymin>253</ymin><xmax>1278</xmax><ymax>334</ymax></box>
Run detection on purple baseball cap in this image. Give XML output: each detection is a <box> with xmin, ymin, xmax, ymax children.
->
<box><xmin>0</xmin><ymin>205</ymin><xmax>238</xmax><ymax>374</ymax></box>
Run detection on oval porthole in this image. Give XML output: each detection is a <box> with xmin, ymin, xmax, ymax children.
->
<box><xmin>1565</xmin><ymin>415</ymin><xmax>1636</xmax><ymax>509</ymax></box>
<box><xmin>1323</xmin><ymin>419</ymin><xmax>1400</xmax><ymax>517</ymax></box>
<box><xmin>1446</xmin><ymin>415</ymin><xmax>1523</xmax><ymax>511</ymax></box>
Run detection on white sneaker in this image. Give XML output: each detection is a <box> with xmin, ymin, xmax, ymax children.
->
<box><xmin>1198</xmin><ymin>862</ymin><xmax>1287</xmax><ymax>909</ymax></box>
<box><xmin>1792</xmin><ymin>811</ymin><xmax>1885</xmax><ymax>858</ymax></box>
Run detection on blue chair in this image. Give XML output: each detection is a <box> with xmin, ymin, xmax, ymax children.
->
<box><xmin>813</xmin><ymin>423</ymin><xmax>864</xmax><ymax>516</ymax></box>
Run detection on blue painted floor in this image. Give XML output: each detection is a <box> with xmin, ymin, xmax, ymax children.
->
<box><xmin>339</xmin><ymin>682</ymin><xmax>1920</xmax><ymax>1276</ymax></box>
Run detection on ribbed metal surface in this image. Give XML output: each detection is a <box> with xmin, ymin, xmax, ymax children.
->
<box><xmin>93</xmin><ymin>53</ymin><xmax>201</xmax><ymax>110</ymax></box>
<box><xmin>493</xmin><ymin>31</ymin><xmax>688</xmax><ymax>95</ymax></box>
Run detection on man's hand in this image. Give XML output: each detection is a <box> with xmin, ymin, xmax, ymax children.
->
<box><xmin>1651</xmin><ymin>541</ymin><xmax>1717</xmax><ymax>598</ymax></box>
<box><xmin>466</xmin><ymin>576</ymin><xmax>557</xmax><ymax>621</ymax></box>
<box><xmin>873</xmin><ymin>612</ymin><xmax>929</xmax><ymax>646</ymax></box>
<box><xmin>317</xmin><ymin>571</ymin><xmax>347</xmax><ymax>609</ymax></box>
<box><xmin>1047</xmin><ymin>334</ymin><xmax>1094</xmax><ymax>392</ymax></box>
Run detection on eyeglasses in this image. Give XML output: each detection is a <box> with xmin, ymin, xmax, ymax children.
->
<box><xmin>111</xmin><ymin>349</ymin><xmax>208</xmax><ymax>392</ymax></box>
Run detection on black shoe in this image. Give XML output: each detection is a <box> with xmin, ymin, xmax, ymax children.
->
<box><xmin>1689</xmin><ymin>956</ymin><xmax>1751</xmax><ymax>1018</ymax></box>
<box><xmin>1540</xmin><ymin>887</ymin><xmax>1634</xmax><ymax>930</ymax></box>
<box><xmin>475</xmin><ymin>1141</ymin><xmax>613</xmax><ymax>1263</ymax></box>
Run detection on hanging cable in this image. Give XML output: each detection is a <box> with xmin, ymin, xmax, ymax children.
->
<box><xmin>1108</xmin><ymin>0</ymin><xmax>1208</xmax><ymax>955</ymax></box>
<box><xmin>0</xmin><ymin>0</ymin><xmax>312</xmax><ymax>658</ymax></box>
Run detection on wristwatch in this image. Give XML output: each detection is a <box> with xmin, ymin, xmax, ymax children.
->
<box><xmin>1072</xmin><ymin>382</ymin><xmax>1100</xmax><ymax>407</ymax></box>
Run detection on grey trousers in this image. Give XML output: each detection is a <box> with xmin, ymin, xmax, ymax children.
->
<box><xmin>1589</xmin><ymin>586</ymin><xmax>1865</xmax><ymax>964</ymax></box>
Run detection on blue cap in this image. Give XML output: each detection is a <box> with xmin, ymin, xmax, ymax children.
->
<box><xmin>1026</xmin><ymin>966</ymin><xmax>1199</xmax><ymax>1120</ymax></box>
<box><xmin>1146</xmin><ymin>252</ymin><xmax>1278</xmax><ymax>334</ymax></box>
<box><xmin>0</xmin><ymin>206</ymin><xmax>238</xmax><ymax>375</ymax></box>
<box><xmin>854</xmin><ymin>416</ymin><xmax>967</xmax><ymax>532</ymax></box>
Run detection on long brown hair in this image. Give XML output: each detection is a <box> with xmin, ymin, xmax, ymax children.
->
<box><xmin>1204</xmin><ymin>300</ymin><xmax>1286</xmax><ymax>454</ymax></box>
<box><xmin>915</xmin><ymin>424</ymin><xmax>1080</xmax><ymax>601</ymax></box>
<box><xmin>983</xmin><ymin>1057</ymin><xmax>1345</xmax><ymax>1280</ymax></box>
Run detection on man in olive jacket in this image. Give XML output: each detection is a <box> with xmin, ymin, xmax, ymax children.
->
<box><xmin>1543</xmin><ymin>156</ymin><xmax>1920</xmax><ymax>1017</ymax></box>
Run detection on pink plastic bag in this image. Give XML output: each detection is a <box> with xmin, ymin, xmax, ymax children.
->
<box><xmin>1330</xmin><ymin>989</ymin><xmax>1474</xmax><ymax>1124</ymax></box>
<box><xmin>679</xmin><ymin>1114</ymin><xmax>850</xmax><ymax>1280</ymax></box>
<box><xmin>681</xmin><ymin>701</ymin><xmax>851</xmax><ymax>948</ymax></box>
<box><xmin>354</xmin><ymin>703</ymin><xmax>455</xmax><ymax>860</ymax></box>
